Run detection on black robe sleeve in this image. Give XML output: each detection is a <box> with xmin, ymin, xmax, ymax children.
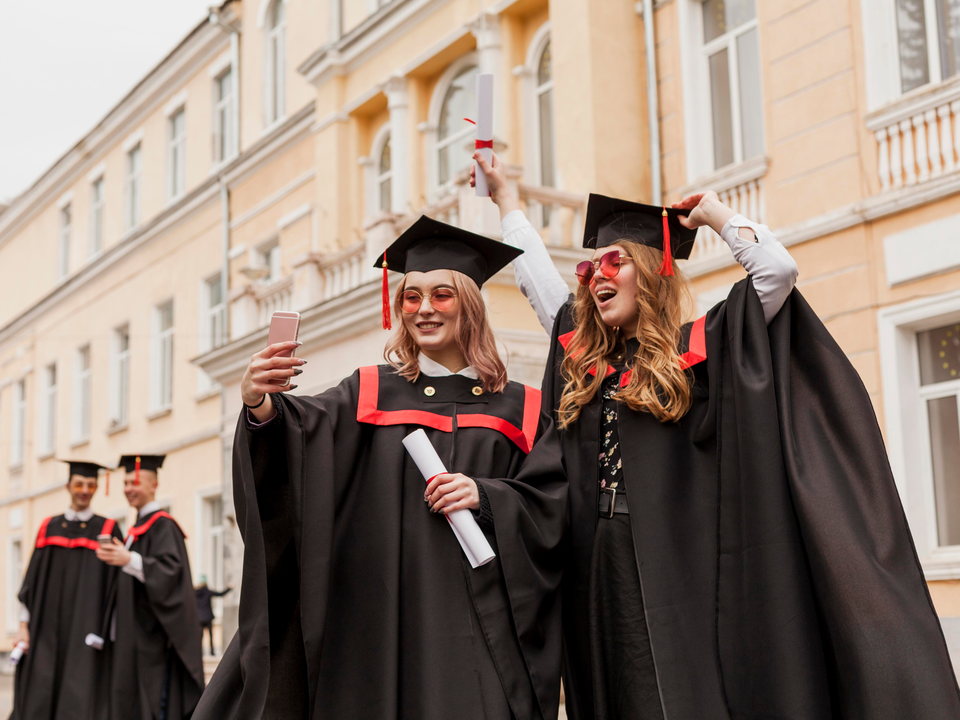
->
<box><xmin>713</xmin><ymin>278</ymin><xmax>960</xmax><ymax>717</ymax></box>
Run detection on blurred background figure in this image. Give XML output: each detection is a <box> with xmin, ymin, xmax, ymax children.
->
<box><xmin>194</xmin><ymin>576</ymin><xmax>232</xmax><ymax>658</ymax></box>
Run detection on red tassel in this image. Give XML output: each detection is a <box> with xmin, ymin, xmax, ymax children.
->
<box><xmin>135</xmin><ymin>456</ymin><xmax>141</xmax><ymax>486</ymax></box>
<box><xmin>105</xmin><ymin>470</ymin><xmax>110</xmax><ymax>497</ymax></box>
<box><xmin>381</xmin><ymin>260</ymin><xmax>392</xmax><ymax>330</ymax></box>
<box><xmin>658</xmin><ymin>207</ymin><xmax>674</xmax><ymax>276</ymax></box>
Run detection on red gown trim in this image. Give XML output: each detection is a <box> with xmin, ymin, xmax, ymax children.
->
<box><xmin>356</xmin><ymin>366</ymin><xmax>539</xmax><ymax>453</ymax></box>
<box><xmin>35</xmin><ymin>515</ymin><xmax>113</xmax><ymax>552</ymax></box>
<box><xmin>126</xmin><ymin>511</ymin><xmax>187</xmax><ymax>544</ymax></box>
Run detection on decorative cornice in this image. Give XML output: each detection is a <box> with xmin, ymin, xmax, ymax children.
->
<box><xmin>677</xmin><ymin>155</ymin><xmax>769</xmax><ymax>198</ymax></box>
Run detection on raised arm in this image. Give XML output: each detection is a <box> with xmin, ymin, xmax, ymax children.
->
<box><xmin>674</xmin><ymin>191</ymin><xmax>798</xmax><ymax>324</ymax></box>
<box><xmin>472</xmin><ymin>153</ymin><xmax>570</xmax><ymax>334</ymax></box>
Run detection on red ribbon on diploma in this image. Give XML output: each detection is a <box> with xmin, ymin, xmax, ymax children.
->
<box><xmin>475</xmin><ymin>139</ymin><xmax>493</xmax><ymax>150</ymax></box>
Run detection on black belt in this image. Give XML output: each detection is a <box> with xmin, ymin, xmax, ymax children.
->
<box><xmin>598</xmin><ymin>487</ymin><xmax>629</xmax><ymax>518</ymax></box>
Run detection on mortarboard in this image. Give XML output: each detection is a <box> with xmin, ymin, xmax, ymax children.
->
<box><xmin>118</xmin><ymin>455</ymin><xmax>166</xmax><ymax>486</ymax></box>
<box><xmin>582</xmin><ymin>194</ymin><xmax>698</xmax><ymax>276</ymax></box>
<box><xmin>61</xmin><ymin>460</ymin><xmax>107</xmax><ymax>480</ymax></box>
<box><xmin>373</xmin><ymin>215</ymin><xmax>523</xmax><ymax>329</ymax></box>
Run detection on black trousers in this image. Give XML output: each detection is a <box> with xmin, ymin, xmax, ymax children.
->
<box><xmin>201</xmin><ymin>622</ymin><xmax>214</xmax><ymax>656</ymax></box>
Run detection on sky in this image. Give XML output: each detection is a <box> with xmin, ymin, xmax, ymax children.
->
<box><xmin>0</xmin><ymin>0</ymin><xmax>216</xmax><ymax>204</ymax></box>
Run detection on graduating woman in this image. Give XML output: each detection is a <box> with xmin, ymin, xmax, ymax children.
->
<box><xmin>474</xmin><ymin>152</ymin><xmax>960</xmax><ymax>719</ymax></box>
<box><xmin>195</xmin><ymin>217</ymin><xmax>567</xmax><ymax>720</ymax></box>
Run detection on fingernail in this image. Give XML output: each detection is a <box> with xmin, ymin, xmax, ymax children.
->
<box><xmin>293</xmin><ymin>368</ymin><xmax>303</xmax><ymax>375</ymax></box>
<box><xmin>288</xmin><ymin>385</ymin><xmax>298</xmax><ymax>391</ymax></box>
<box><xmin>299</xmin><ymin>360</ymin><xmax>308</xmax><ymax>365</ymax></box>
<box><xmin>294</xmin><ymin>341</ymin><xmax>303</xmax><ymax>346</ymax></box>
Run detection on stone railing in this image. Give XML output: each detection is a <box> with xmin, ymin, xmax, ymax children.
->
<box><xmin>254</xmin><ymin>276</ymin><xmax>294</xmax><ymax>328</ymax></box>
<box><xmin>518</xmin><ymin>184</ymin><xmax>586</xmax><ymax>248</ymax></box>
<box><xmin>317</xmin><ymin>241</ymin><xmax>368</xmax><ymax>301</ymax></box>
<box><xmin>866</xmin><ymin>77</ymin><xmax>960</xmax><ymax>192</ymax></box>
<box><xmin>678</xmin><ymin>156</ymin><xmax>768</xmax><ymax>267</ymax></box>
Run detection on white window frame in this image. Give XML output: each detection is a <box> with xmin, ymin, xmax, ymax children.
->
<box><xmin>10</xmin><ymin>379</ymin><xmax>26</xmax><ymax>468</ymax></box>
<box><xmin>264</xmin><ymin>0</ymin><xmax>286</xmax><ymax>127</ymax></box>
<box><xmin>879</xmin><ymin>287</ymin><xmax>960</xmax><ymax>579</ymax></box>
<box><xmin>195</xmin><ymin>488</ymin><xmax>226</xmax><ymax>618</ymax></box>
<box><xmin>7</xmin><ymin>537</ymin><xmax>22</xmax><ymax>634</ymax></box>
<box><xmin>125</xmin><ymin>144</ymin><xmax>142</xmax><ymax>231</ymax></box>
<box><xmin>151</xmin><ymin>302</ymin><xmax>174</xmax><ymax>413</ymax></box>
<box><xmin>90</xmin><ymin>175</ymin><xmax>105</xmax><ymax>257</ymax></box>
<box><xmin>72</xmin><ymin>345</ymin><xmax>91</xmax><ymax>445</ymax></box>
<box><xmin>424</xmin><ymin>53</ymin><xmax>479</xmax><ymax>198</ymax></box>
<box><xmin>109</xmin><ymin>325</ymin><xmax>130</xmax><ymax>429</ymax></box>
<box><xmin>57</xmin><ymin>203</ymin><xmax>71</xmax><ymax>281</ymax></box>
<box><xmin>517</xmin><ymin>23</ymin><xmax>557</xmax><ymax>229</ymax></box>
<box><xmin>375</xmin><ymin>125</ymin><xmax>392</xmax><ymax>215</ymax></box>
<box><xmin>213</xmin><ymin>67</ymin><xmax>237</xmax><ymax>166</ymax></box>
<box><xmin>39</xmin><ymin>363</ymin><xmax>56</xmax><ymax>458</ymax></box>
<box><xmin>197</xmin><ymin>274</ymin><xmax>225</xmax><ymax>394</ymax></box>
<box><xmin>254</xmin><ymin>239</ymin><xmax>281</xmax><ymax>284</ymax></box>
<box><xmin>167</xmin><ymin>108</ymin><xmax>187</xmax><ymax>202</ymax></box>
<box><xmin>678</xmin><ymin>0</ymin><xmax>764</xmax><ymax>182</ymax></box>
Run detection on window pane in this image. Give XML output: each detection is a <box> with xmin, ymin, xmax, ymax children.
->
<box><xmin>538</xmin><ymin>88</ymin><xmax>556</xmax><ymax>188</ymax></box>
<box><xmin>438</xmin><ymin>145</ymin><xmax>450</xmax><ymax>185</ymax></box>
<box><xmin>538</xmin><ymin>41</ymin><xmax>552</xmax><ymax>85</ymax></box>
<box><xmin>270</xmin><ymin>0</ymin><xmax>284</xmax><ymax>28</ymax></box>
<box><xmin>703</xmin><ymin>0</ymin><xmax>756</xmax><ymax>43</ymax></box>
<box><xmin>709</xmin><ymin>48</ymin><xmax>735</xmax><ymax>169</ymax></box>
<box><xmin>379</xmin><ymin>137</ymin><xmax>391</xmax><ymax>174</ymax></box>
<box><xmin>438</xmin><ymin>67</ymin><xmax>478</xmax><ymax>141</ymax></box>
<box><xmin>897</xmin><ymin>0</ymin><xmax>931</xmax><ymax>92</ymax></box>
<box><xmin>737</xmin><ymin>27</ymin><xmax>764</xmax><ymax>161</ymax></box>
<box><xmin>928</xmin><ymin>395</ymin><xmax>960</xmax><ymax>546</ymax></box>
<box><xmin>938</xmin><ymin>0</ymin><xmax>960</xmax><ymax>79</ymax></box>
<box><xmin>379</xmin><ymin>177</ymin><xmax>392</xmax><ymax>213</ymax></box>
<box><xmin>160</xmin><ymin>303</ymin><xmax>173</xmax><ymax>332</ymax></box>
<box><xmin>918</xmin><ymin>322</ymin><xmax>960</xmax><ymax>385</ymax></box>
<box><xmin>218</xmin><ymin>69</ymin><xmax>232</xmax><ymax>102</ymax></box>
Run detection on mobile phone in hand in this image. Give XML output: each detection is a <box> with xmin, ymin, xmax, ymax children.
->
<box><xmin>97</xmin><ymin>534</ymin><xmax>113</xmax><ymax>547</ymax></box>
<box><xmin>267</xmin><ymin>311</ymin><xmax>301</xmax><ymax>386</ymax></box>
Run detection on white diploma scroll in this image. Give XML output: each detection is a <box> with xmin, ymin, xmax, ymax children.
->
<box><xmin>9</xmin><ymin>641</ymin><xmax>26</xmax><ymax>666</ymax></box>
<box><xmin>85</xmin><ymin>633</ymin><xmax>104</xmax><ymax>651</ymax></box>
<box><xmin>402</xmin><ymin>429</ymin><xmax>496</xmax><ymax>568</ymax></box>
<box><xmin>474</xmin><ymin>73</ymin><xmax>495</xmax><ymax>198</ymax></box>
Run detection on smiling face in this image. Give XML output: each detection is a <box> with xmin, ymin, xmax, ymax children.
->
<box><xmin>400</xmin><ymin>269</ymin><xmax>462</xmax><ymax>359</ymax></box>
<box><xmin>124</xmin><ymin>470</ymin><xmax>158</xmax><ymax>511</ymax></box>
<box><xmin>67</xmin><ymin>476</ymin><xmax>98</xmax><ymax>512</ymax></box>
<box><xmin>587</xmin><ymin>244</ymin><xmax>641</xmax><ymax>331</ymax></box>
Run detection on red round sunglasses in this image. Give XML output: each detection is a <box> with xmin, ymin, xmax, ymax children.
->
<box><xmin>575</xmin><ymin>250</ymin><xmax>631</xmax><ymax>287</ymax></box>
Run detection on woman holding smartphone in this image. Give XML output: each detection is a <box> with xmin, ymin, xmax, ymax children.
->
<box><xmin>474</xmin><ymin>152</ymin><xmax>960</xmax><ymax>719</ymax></box>
<box><xmin>195</xmin><ymin>217</ymin><xmax>567</xmax><ymax>720</ymax></box>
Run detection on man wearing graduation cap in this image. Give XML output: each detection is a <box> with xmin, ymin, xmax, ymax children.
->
<box><xmin>95</xmin><ymin>455</ymin><xmax>204</xmax><ymax>720</ymax></box>
<box><xmin>476</xmin><ymin>150</ymin><xmax>960</xmax><ymax>718</ymax></box>
<box><xmin>195</xmin><ymin>216</ymin><xmax>567</xmax><ymax>720</ymax></box>
<box><xmin>11</xmin><ymin>460</ymin><xmax>124</xmax><ymax>720</ymax></box>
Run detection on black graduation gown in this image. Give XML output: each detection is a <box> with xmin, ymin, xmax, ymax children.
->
<box><xmin>195</xmin><ymin>366</ymin><xmax>567</xmax><ymax>720</ymax></box>
<box><xmin>546</xmin><ymin>279</ymin><xmax>960</xmax><ymax>720</ymax></box>
<box><xmin>105</xmin><ymin>510</ymin><xmax>204</xmax><ymax>720</ymax></box>
<box><xmin>11</xmin><ymin>514</ymin><xmax>123</xmax><ymax>720</ymax></box>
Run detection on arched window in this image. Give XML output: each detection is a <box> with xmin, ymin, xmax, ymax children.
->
<box><xmin>536</xmin><ymin>41</ymin><xmax>556</xmax><ymax>190</ymax></box>
<box><xmin>265</xmin><ymin>0</ymin><xmax>286</xmax><ymax>125</ymax></box>
<box><xmin>377</xmin><ymin>136</ymin><xmax>392</xmax><ymax>213</ymax></box>
<box><xmin>436</xmin><ymin>65</ymin><xmax>478</xmax><ymax>186</ymax></box>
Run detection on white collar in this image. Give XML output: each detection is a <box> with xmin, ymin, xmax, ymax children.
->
<box><xmin>417</xmin><ymin>353</ymin><xmax>479</xmax><ymax>379</ymax></box>
<box><xmin>64</xmin><ymin>508</ymin><xmax>95</xmax><ymax>522</ymax></box>
<box><xmin>138</xmin><ymin>500</ymin><xmax>162</xmax><ymax>519</ymax></box>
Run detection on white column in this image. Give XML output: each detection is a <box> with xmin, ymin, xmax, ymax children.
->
<box><xmin>385</xmin><ymin>75</ymin><xmax>410</xmax><ymax>215</ymax></box>
<box><xmin>471</xmin><ymin>13</ymin><xmax>504</xmax><ymax>139</ymax></box>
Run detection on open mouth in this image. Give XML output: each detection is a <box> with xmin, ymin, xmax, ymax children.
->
<box><xmin>595</xmin><ymin>287</ymin><xmax>617</xmax><ymax>306</ymax></box>
<box><xmin>417</xmin><ymin>322</ymin><xmax>443</xmax><ymax>330</ymax></box>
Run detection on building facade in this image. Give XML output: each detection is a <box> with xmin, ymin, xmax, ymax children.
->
<box><xmin>2</xmin><ymin>0</ymin><xmax>960</xmax><ymax>667</ymax></box>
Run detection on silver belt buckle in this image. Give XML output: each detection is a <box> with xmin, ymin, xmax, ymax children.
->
<box><xmin>601</xmin><ymin>486</ymin><xmax>617</xmax><ymax>519</ymax></box>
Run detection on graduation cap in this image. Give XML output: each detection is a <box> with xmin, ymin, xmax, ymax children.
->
<box><xmin>61</xmin><ymin>460</ymin><xmax>107</xmax><ymax>480</ymax></box>
<box><xmin>373</xmin><ymin>215</ymin><xmax>522</xmax><ymax>329</ymax></box>
<box><xmin>118</xmin><ymin>455</ymin><xmax>166</xmax><ymax>486</ymax></box>
<box><xmin>582</xmin><ymin>194</ymin><xmax>698</xmax><ymax>276</ymax></box>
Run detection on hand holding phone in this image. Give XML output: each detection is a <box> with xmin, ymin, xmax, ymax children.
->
<box><xmin>97</xmin><ymin>534</ymin><xmax>113</xmax><ymax>548</ymax></box>
<box><xmin>266</xmin><ymin>312</ymin><xmax>301</xmax><ymax>387</ymax></box>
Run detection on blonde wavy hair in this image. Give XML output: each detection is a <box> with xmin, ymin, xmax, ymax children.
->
<box><xmin>557</xmin><ymin>242</ymin><xmax>694</xmax><ymax>428</ymax></box>
<box><xmin>384</xmin><ymin>270</ymin><xmax>509</xmax><ymax>393</ymax></box>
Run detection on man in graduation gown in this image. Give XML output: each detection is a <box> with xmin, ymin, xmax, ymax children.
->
<box><xmin>96</xmin><ymin>455</ymin><xmax>204</xmax><ymax>720</ymax></box>
<box><xmin>11</xmin><ymin>460</ymin><xmax>123</xmax><ymax>720</ymax></box>
<box><xmin>544</xmin><ymin>277</ymin><xmax>960</xmax><ymax>718</ymax></box>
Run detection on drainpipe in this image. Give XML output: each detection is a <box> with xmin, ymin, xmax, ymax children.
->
<box><xmin>640</xmin><ymin>0</ymin><xmax>662</xmax><ymax>205</ymax></box>
<box><xmin>220</xmin><ymin>180</ymin><xmax>230</xmax><ymax>347</ymax></box>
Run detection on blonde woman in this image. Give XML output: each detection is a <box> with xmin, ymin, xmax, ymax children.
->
<box><xmin>195</xmin><ymin>216</ymin><xmax>567</xmax><ymax>720</ymax></box>
<box><xmin>475</xmin><ymin>152</ymin><xmax>960</xmax><ymax>720</ymax></box>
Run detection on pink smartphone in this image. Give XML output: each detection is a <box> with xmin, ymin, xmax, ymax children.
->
<box><xmin>267</xmin><ymin>311</ymin><xmax>301</xmax><ymax>386</ymax></box>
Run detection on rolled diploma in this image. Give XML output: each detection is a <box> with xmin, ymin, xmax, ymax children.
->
<box><xmin>85</xmin><ymin>633</ymin><xmax>104</xmax><ymax>651</ymax></box>
<box><xmin>474</xmin><ymin>73</ymin><xmax>494</xmax><ymax>198</ymax></box>
<box><xmin>9</xmin><ymin>641</ymin><xmax>25</xmax><ymax>665</ymax></box>
<box><xmin>402</xmin><ymin>429</ymin><xmax>496</xmax><ymax>568</ymax></box>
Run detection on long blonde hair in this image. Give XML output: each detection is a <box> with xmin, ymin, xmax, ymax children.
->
<box><xmin>383</xmin><ymin>271</ymin><xmax>509</xmax><ymax>393</ymax></box>
<box><xmin>557</xmin><ymin>243</ymin><xmax>694</xmax><ymax>428</ymax></box>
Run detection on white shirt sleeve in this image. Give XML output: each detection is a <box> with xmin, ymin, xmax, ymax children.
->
<box><xmin>501</xmin><ymin>210</ymin><xmax>571</xmax><ymax>334</ymax></box>
<box><xmin>720</xmin><ymin>214</ymin><xmax>799</xmax><ymax>324</ymax></box>
<box><xmin>122</xmin><ymin>551</ymin><xmax>145</xmax><ymax>583</ymax></box>
<box><xmin>19</xmin><ymin>603</ymin><xmax>29</xmax><ymax>624</ymax></box>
